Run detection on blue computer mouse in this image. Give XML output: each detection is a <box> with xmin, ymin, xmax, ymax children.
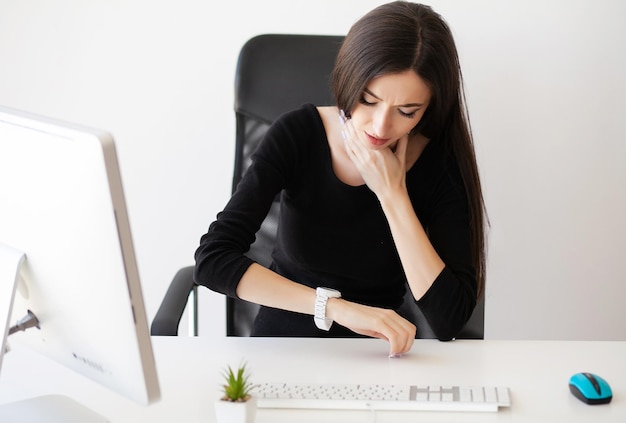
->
<box><xmin>569</xmin><ymin>372</ymin><xmax>613</xmax><ymax>405</ymax></box>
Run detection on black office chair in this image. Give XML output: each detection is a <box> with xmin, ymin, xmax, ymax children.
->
<box><xmin>150</xmin><ymin>34</ymin><xmax>485</xmax><ymax>339</ymax></box>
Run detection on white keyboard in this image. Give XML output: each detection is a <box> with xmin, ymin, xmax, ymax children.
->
<box><xmin>253</xmin><ymin>382</ymin><xmax>511</xmax><ymax>412</ymax></box>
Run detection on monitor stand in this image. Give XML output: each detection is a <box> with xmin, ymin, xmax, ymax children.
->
<box><xmin>0</xmin><ymin>243</ymin><xmax>108</xmax><ymax>423</ymax></box>
<box><xmin>0</xmin><ymin>242</ymin><xmax>22</xmax><ymax>369</ymax></box>
<box><xmin>0</xmin><ymin>395</ymin><xmax>108</xmax><ymax>423</ymax></box>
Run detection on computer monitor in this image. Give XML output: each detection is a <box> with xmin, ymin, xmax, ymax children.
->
<box><xmin>0</xmin><ymin>106</ymin><xmax>160</xmax><ymax>421</ymax></box>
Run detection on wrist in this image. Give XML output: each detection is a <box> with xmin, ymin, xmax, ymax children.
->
<box><xmin>325</xmin><ymin>297</ymin><xmax>342</xmax><ymax>321</ymax></box>
<box><xmin>377</xmin><ymin>185</ymin><xmax>408</xmax><ymax>210</ymax></box>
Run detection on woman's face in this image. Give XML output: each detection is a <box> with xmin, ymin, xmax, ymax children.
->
<box><xmin>350</xmin><ymin>70</ymin><xmax>431</xmax><ymax>150</ymax></box>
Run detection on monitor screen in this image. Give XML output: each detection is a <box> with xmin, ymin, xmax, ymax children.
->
<box><xmin>0</xmin><ymin>106</ymin><xmax>160</xmax><ymax>417</ymax></box>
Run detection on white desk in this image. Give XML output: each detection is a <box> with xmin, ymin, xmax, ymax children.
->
<box><xmin>0</xmin><ymin>337</ymin><xmax>624</xmax><ymax>422</ymax></box>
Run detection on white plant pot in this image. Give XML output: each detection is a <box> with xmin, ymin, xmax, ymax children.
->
<box><xmin>214</xmin><ymin>395</ymin><xmax>257</xmax><ymax>423</ymax></box>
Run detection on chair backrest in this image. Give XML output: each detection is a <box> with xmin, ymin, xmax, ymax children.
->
<box><xmin>227</xmin><ymin>34</ymin><xmax>484</xmax><ymax>339</ymax></box>
<box><xmin>227</xmin><ymin>34</ymin><xmax>344</xmax><ymax>336</ymax></box>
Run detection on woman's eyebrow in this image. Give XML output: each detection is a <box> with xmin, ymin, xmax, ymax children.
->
<box><xmin>363</xmin><ymin>88</ymin><xmax>425</xmax><ymax>108</ymax></box>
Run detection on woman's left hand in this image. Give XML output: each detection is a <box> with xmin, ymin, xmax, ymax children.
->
<box><xmin>342</xmin><ymin>117</ymin><xmax>409</xmax><ymax>198</ymax></box>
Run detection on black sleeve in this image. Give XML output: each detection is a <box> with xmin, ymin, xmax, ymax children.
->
<box><xmin>193</xmin><ymin>109</ymin><xmax>303</xmax><ymax>298</ymax></box>
<box><xmin>415</xmin><ymin>162</ymin><xmax>478</xmax><ymax>341</ymax></box>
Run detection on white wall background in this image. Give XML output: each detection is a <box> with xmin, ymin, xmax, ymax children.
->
<box><xmin>1</xmin><ymin>0</ymin><xmax>624</xmax><ymax>340</ymax></box>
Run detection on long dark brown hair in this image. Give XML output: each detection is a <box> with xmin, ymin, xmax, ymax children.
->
<box><xmin>332</xmin><ymin>1</ymin><xmax>488</xmax><ymax>299</ymax></box>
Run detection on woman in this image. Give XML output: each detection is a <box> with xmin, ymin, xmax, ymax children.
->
<box><xmin>194</xmin><ymin>1</ymin><xmax>487</xmax><ymax>356</ymax></box>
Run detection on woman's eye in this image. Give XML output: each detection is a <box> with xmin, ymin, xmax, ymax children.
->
<box><xmin>399</xmin><ymin>109</ymin><xmax>417</xmax><ymax>118</ymax></box>
<box><xmin>358</xmin><ymin>95</ymin><xmax>375</xmax><ymax>106</ymax></box>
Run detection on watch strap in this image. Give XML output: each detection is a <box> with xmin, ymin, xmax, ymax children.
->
<box><xmin>314</xmin><ymin>287</ymin><xmax>341</xmax><ymax>331</ymax></box>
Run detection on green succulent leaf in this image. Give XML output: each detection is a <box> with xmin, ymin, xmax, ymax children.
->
<box><xmin>220</xmin><ymin>362</ymin><xmax>252</xmax><ymax>402</ymax></box>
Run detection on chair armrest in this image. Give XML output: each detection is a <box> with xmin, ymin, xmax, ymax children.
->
<box><xmin>151</xmin><ymin>266</ymin><xmax>195</xmax><ymax>336</ymax></box>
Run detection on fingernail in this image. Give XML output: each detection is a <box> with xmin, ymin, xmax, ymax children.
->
<box><xmin>341</xmin><ymin>129</ymin><xmax>346</xmax><ymax>140</ymax></box>
<box><xmin>339</xmin><ymin>109</ymin><xmax>347</xmax><ymax>124</ymax></box>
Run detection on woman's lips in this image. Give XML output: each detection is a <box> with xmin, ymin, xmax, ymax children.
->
<box><xmin>365</xmin><ymin>132</ymin><xmax>390</xmax><ymax>146</ymax></box>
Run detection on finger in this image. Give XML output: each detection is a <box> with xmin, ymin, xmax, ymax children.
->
<box><xmin>399</xmin><ymin>322</ymin><xmax>416</xmax><ymax>353</ymax></box>
<box><xmin>389</xmin><ymin>318</ymin><xmax>416</xmax><ymax>355</ymax></box>
<box><xmin>387</xmin><ymin>325</ymin><xmax>413</xmax><ymax>357</ymax></box>
<box><xmin>395</xmin><ymin>133</ymin><xmax>409</xmax><ymax>161</ymax></box>
<box><xmin>343</xmin><ymin>119</ymin><xmax>358</xmax><ymax>149</ymax></box>
<box><xmin>343</xmin><ymin>121</ymin><xmax>365</xmax><ymax>164</ymax></box>
<box><xmin>371</xmin><ymin>312</ymin><xmax>415</xmax><ymax>356</ymax></box>
<box><xmin>339</xmin><ymin>110</ymin><xmax>349</xmax><ymax>141</ymax></box>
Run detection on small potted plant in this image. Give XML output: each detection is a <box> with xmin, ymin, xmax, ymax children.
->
<box><xmin>214</xmin><ymin>362</ymin><xmax>257</xmax><ymax>423</ymax></box>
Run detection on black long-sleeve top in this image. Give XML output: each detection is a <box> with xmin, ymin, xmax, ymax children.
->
<box><xmin>194</xmin><ymin>104</ymin><xmax>477</xmax><ymax>340</ymax></box>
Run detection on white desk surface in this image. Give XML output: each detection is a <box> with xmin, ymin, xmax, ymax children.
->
<box><xmin>1</xmin><ymin>336</ymin><xmax>624</xmax><ymax>422</ymax></box>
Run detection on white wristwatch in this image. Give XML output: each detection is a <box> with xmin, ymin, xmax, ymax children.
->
<box><xmin>314</xmin><ymin>287</ymin><xmax>341</xmax><ymax>331</ymax></box>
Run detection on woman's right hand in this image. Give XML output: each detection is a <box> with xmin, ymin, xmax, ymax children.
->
<box><xmin>327</xmin><ymin>298</ymin><xmax>416</xmax><ymax>357</ymax></box>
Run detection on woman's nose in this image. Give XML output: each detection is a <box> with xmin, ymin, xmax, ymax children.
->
<box><xmin>372</xmin><ymin>109</ymin><xmax>392</xmax><ymax>138</ymax></box>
